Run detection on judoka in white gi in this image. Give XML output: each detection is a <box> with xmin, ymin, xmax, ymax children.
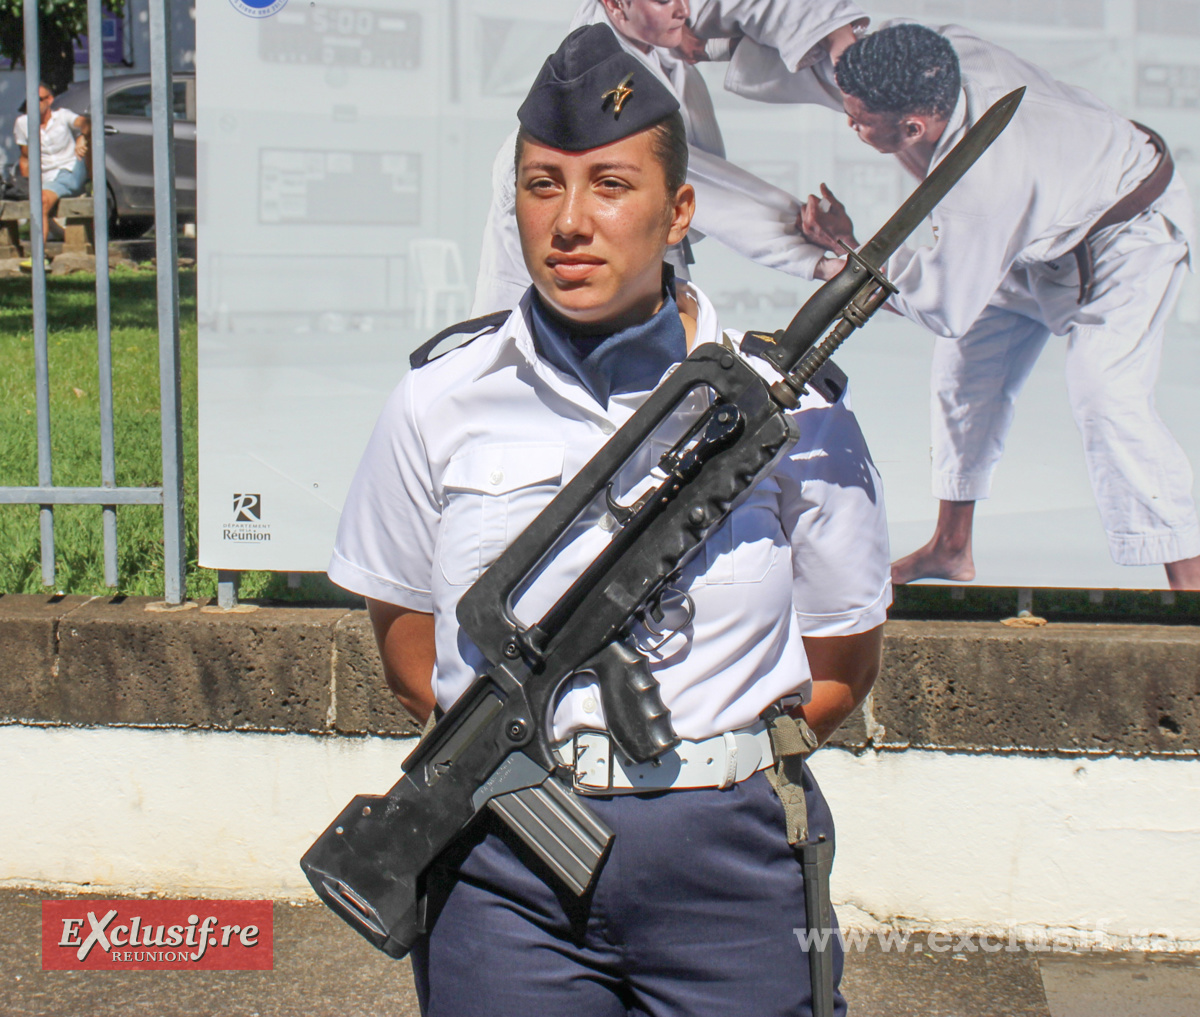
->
<box><xmin>470</xmin><ymin>0</ymin><xmax>865</xmax><ymax>316</ymax></box>
<box><xmin>681</xmin><ymin>0</ymin><xmax>864</xmax><ymax>111</ymax></box>
<box><xmin>801</xmin><ymin>22</ymin><xmax>1200</xmax><ymax>590</ymax></box>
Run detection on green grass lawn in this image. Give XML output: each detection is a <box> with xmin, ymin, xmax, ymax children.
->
<box><xmin>0</xmin><ymin>268</ymin><xmax>345</xmax><ymax>602</ymax></box>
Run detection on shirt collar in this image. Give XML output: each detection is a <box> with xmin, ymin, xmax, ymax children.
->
<box><xmin>929</xmin><ymin>82</ymin><xmax>971</xmax><ymax>170</ymax></box>
<box><xmin>528</xmin><ymin>273</ymin><xmax>687</xmax><ymax>408</ymax></box>
<box><xmin>470</xmin><ymin>280</ymin><xmax>722</xmax><ymax>405</ymax></box>
<box><xmin>466</xmin><ymin>289</ymin><xmax>541</xmax><ymax>383</ymax></box>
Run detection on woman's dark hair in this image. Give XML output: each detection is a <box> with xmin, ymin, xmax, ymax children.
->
<box><xmin>515</xmin><ymin>108</ymin><xmax>690</xmax><ymax>194</ymax></box>
<box><xmin>835</xmin><ymin>24</ymin><xmax>961</xmax><ymax>120</ymax></box>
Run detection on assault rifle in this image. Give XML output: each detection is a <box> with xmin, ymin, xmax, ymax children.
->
<box><xmin>302</xmin><ymin>88</ymin><xmax>1024</xmax><ymax>961</ymax></box>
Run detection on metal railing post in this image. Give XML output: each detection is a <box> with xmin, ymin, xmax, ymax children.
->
<box><xmin>23</xmin><ymin>0</ymin><xmax>54</xmax><ymax>587</ymax></box>
<box><xmin>217</xmin><ymin>570</ymin><xmax>240</xmax><ymax>610</ymax></box>
<box><xmin>0</xmin><ymin>3</ymin><xmax>183</xmax><ymax>601</ymax></box>
<box><xmin>88</xmin><ymin>0</ymin><xmax>118</xmax><ymax>587</ymax></box>
<box><xmin>149</xmin><ymin>0</ymin><xmax>186</xmax><ymax>604</ymax></box>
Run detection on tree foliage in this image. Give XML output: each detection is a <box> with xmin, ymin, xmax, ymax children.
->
<box><xmin>0</xmin><ymin>0</ymin><xmax>125</xmax><ymax>96</ymax></box>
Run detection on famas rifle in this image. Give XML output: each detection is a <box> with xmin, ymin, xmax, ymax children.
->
<box><xmin>301</xmin><ymin>87</ymin><xmax>1025</xmax><ymax>960</ymax></box>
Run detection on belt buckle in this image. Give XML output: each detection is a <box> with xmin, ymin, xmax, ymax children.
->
<box><xmin>571</xmin><ymin>730</ymin><xmax>615</xmax><ymax>793</ymax></box>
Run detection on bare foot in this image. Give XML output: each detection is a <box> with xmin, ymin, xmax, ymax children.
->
<box><xmin>892</xmin><ymin>500</ymin><xmax>978</xmax><ymax>585</ymax></box>
<box><xmin>1165</xmin><ymin>555</ymin><xmax>1200</xmax><ymax>591</ymax></box>
<box><xmin>891</xmin><ymin>540</ymin><xmax>976</xmax><ymax>585</ymax></box>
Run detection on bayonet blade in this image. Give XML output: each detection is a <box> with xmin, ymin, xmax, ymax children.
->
<box><xmin>859</xmin><ymin>86</ymin><xmax>1025</xmax><ymax>267</ymax></box>
<box><xmin>751</xmin><ymin>86</ymin><xmax>1025</xmax><ymax>379</ymax></box>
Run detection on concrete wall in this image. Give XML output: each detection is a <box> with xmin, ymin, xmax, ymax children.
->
<box><xmin>1</xmin><ymin>595</ymin><xmax>1197</xmax><ymax>948</ymax></box>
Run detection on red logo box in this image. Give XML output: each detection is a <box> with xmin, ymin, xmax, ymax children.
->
<box><xmin>42</xmin><ymin>900</ymin><xmax>273</xmax><ymax>970</ymax></box>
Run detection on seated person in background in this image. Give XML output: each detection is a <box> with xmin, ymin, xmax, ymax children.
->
<box><xmin>15</xmin><ymin>83</ymin><xmax>91</xmax><ymax>245</ymax></box>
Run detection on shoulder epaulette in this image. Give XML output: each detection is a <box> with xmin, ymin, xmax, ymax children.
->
<box><xmin>729</xmin><ymin>329</ymin><xmax>848</xmax><ymax>404</ymax></box>
<box><xmin>408</xmin><ymin>311</ymin><xmax>511</xmax><ymax>370</ymax></box>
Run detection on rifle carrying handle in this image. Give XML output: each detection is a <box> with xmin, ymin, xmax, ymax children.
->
<box><xmin>589</xmin><ymin>638</ymin><xmax>680</xmax><ymax>765</ymax></box>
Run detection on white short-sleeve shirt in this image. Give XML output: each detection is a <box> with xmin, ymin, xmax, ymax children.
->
<box><xmin>15</xmin><ymin>108</ymin><xmax>82</xmax><ymax>183</ymax></box>
<box><xmin>329</xmin><ymin>283</ymin><xmax>891</xmax><ymax>742</ymax></box>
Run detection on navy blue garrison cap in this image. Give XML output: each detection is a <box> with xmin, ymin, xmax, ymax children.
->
<box><xmin>517</xmin><ymin>23</ymin><xmax>680</xmax><ymax>151</ymax></box>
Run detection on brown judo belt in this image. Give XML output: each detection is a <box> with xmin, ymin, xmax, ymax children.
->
<box><xmin>1071</xmin><ymin>122</ymin><xmax>1174</xmax><ymax>305</ymax></box>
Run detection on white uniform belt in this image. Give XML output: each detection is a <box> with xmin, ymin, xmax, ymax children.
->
<box><xmin>554</xmin><ymin>721</ymin><xmax>774</xmax><ymax>795</ymax></box>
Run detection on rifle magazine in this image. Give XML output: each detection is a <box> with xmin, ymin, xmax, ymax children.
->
<box><xmin>488</xmin><ymin>777</ymin><xmax>613</xmax><ymax>895</ymax></box>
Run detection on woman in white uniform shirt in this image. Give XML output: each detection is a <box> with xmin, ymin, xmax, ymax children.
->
<box><xmin>332</xmin><ymin>24</ymin><xmax>889</xmax><ymax>1015</ymax></box>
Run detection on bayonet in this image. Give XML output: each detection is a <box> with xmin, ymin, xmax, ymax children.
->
<box><xmin>743</xmin><ymin>87</ymin><xmax>1026</xmax><ymax>405</ymax></box>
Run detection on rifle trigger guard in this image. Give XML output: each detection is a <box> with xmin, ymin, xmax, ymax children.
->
<box><xmin>637</xmin><ymin>587</ymin><xmax>695</xmax><ymax>653</ymax></box>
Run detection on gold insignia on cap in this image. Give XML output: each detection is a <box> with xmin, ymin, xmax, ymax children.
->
<box><xmin>601</xmin><ymin>72</ymin><xmax>635</xmax><ymax>115</ymax></box>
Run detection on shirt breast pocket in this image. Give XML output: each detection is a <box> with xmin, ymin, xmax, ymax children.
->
<box><xmin>438</xmin><ymin>442</ymin><xmax>566</xmax><ymax>587</ymax></box>
<box><xmin>699</xmin><ymin>484</ymin><xmax>786</xmax><ymax>586</ymax></box>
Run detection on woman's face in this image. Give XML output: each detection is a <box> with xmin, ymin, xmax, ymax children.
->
<box><xmin>604</xmin><ymin>0</ymin><xmax>691</xmax><ymax>50</ymax></box>
<box><xmin>515</xmin><ymin>129</ymin><xmax>694</xmax><ymax>331</ymax></box>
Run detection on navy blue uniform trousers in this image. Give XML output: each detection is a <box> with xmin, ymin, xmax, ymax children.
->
<box><xmin>412</xmin><ymin>764</ymin><xmax>846</xmax><ymax>1017</ymax></box>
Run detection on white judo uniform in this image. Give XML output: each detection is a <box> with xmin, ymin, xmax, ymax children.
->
<box><xmin>470</xmin><ymin>0</ymin><xmax>864</xmax><ymax>316</ymax></box>
<box><xmin>881</xmin><ymin>25</ymin><xmax>1198</xmax><ymax>566</ymax></box>
<box><xmin>688</xmin><ymin>0</ymin><xmax>865</xmax><ymax>109</ymax></box>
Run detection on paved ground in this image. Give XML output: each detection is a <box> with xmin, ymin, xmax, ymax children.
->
<box><xmin>2</xmin><ymin>893</ymin><xmax>418</xmax><ymax>1017</ymax></box>
<box><xmin>4</xmin><ymin>891</ymin><xmax>1198</xmax><ymax>1016</ymax></box>
<box><xmin>1039</xmin><ymin>953</ymin><xmax>1200</xmax><ymax>1017</ymax></box>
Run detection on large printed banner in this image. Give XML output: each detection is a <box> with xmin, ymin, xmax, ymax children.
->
<box><xmin>198</xmin><ymin>0</ymin><xmax>1200</xmax><ymax>588</ymax></box>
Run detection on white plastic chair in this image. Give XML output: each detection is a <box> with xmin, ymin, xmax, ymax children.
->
<box><xmin>409</xmin><ymin>239</ymin><xmax>471</xmax><ymax>329</ymax></box>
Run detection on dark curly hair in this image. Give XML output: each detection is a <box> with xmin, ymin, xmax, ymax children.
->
<box><xmin>835</xmin><ymin>24</ymin><xmax>961</xmax><ymax>120</ymax></box>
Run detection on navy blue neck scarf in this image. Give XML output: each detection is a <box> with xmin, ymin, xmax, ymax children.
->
<box><xmin>529</xmin><ymin>275</ymin><xmax>687</xmax><ymax>408</ymax></box>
